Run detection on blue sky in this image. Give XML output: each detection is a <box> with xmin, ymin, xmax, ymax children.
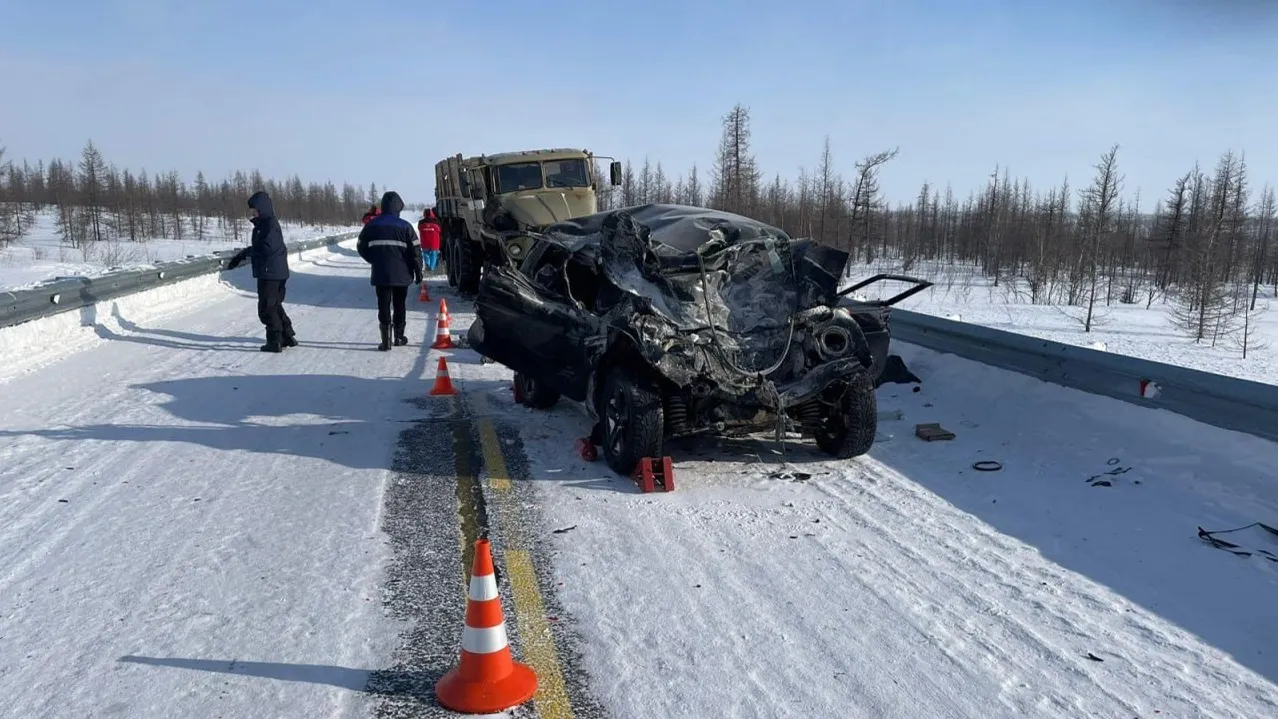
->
<box><xmin>0</xmin><ymin>0</ymin><xmax>1274</xmax><ymax>208</ymax></box>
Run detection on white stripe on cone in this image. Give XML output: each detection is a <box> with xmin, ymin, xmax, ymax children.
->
<box><xmin>461</xmin><ymin>623</ymin><xmax>509</xmax><ymax>654</ymax></box>
<box><xmin>469</xmin><ymin>573</ymin><xmax>499</xmax><ymax>602</ymax></box>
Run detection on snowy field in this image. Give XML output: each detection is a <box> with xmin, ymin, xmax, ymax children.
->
<box><xmin>843</xmin><ymin>258</ymin><xmax>1277</xmax><ymax>386</ymax></box>
<box><xmin>0</xmin><ymin>209</ymin><xmax>360</xmax><ymax>291</ymax></box>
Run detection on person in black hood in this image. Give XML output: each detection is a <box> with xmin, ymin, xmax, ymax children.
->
<box><xmin>227</xmin><ymin>190</ymin><xmax>295</xmax><ymax>352</ymax></box>
<box><xmin>356</xmin><ymin>190</ymin><xmax>423</xmax><ymax>350</ymax></box>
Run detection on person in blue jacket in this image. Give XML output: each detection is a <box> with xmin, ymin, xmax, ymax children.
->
<box><xmin>227</xmin><ymin>190</ymin><xmax>295</xmax><ymax>352</ymax></box>
<box><xmin>356</xmin><ymin>190</ymin><xmax>423</xmax><ymax>351</ymax></box>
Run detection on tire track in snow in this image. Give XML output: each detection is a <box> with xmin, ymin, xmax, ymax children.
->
<box><xmin>810</xmin><ymin>459</ymin><xmax>1278</xmax><ymax>718</ymax></box>
<box><xmin>0</xmin><ymin>286</ymin><xmax>274</xmax><ymax>600</ymax></box>
<box><xmin>464</xmin><ymin>385</ymin><xmax>989</xmax><ymax>717</ymax></box>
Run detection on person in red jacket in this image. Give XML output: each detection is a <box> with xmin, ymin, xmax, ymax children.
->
<box><xmin>361</xmin><ymin>204</ymin><xmax>380</xmax><ymax>225</ymax></box>
<box><xmin>417</xmin><ymin>208</ymin><xmax>442</xmax><ymax>273</ymax></box>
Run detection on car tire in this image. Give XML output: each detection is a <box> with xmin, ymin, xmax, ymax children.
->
<box><xmin>814</xmin><ymin>372</ymin><xmax>877</xmax><ymax>459</ymax></box>
<box><xmin>514</xmin><ymin>372</ymin><xmax>560</xmax><ymax>410</ymax></box>
<box><xmin>599</xmin><ymin>366</ymin><xmax>664</xmax><ymax>476</ymax></box>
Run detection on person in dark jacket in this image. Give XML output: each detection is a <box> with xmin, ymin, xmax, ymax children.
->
<box><xmin>356</xmin><ymin>191</ymin><xmax>423</xmax><ymax>351</ymax></box>
<box><xmin>227</xmin><ymin>190</ymin><xmax>295</xmax><ymax>352</ymax></box>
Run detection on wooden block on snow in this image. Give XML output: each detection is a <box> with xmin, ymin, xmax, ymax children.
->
<box><xmin>914</xmin><ymin>422</ymin><xmax>956</xmax><ymax>441</ymax></box>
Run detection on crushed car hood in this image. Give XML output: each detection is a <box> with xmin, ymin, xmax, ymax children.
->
<box><xmin>540</xmin><ymin>204</ymin><xmax>854</xmax><ymax>385</ymax></box>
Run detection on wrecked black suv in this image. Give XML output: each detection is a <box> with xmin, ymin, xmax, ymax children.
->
<box><xmin>467</xmin><ymin>203</ymin><xmax>931</xmax><ymax>476</ymax></box>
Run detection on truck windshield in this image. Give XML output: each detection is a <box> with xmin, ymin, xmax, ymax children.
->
<box><xmin>494</xmin><ymin>162</ymin><xmax>544</xmax><ymax>193</ymax></box>
<box><xmin>544</xmin><ymin>159</ymin><xmax>590</xmax><ymax>188</ymax></box>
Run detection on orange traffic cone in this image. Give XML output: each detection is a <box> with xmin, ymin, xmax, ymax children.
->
<box><xmin>435</xmin><ymin>538</ymin><xmax>538</xmax><ymax>714</ymax></box>
<box><xmin>431</xmin><ymin>299</ymin><xmax>454</xmax><ymax>350</ymax></box>
<box><xmin>429</xmin><ymin>356</ymin><xmax>457</xmax><ymax>396</ymax></box>
<box><xmin>418</xmin><ymin>282</ymin><xmax>431</xmax><ymax>302</ymax></box>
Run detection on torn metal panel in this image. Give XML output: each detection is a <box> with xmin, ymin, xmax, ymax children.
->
<box><xmin>537</xmin><ymin>204</ymin><xmax>863</xmax><ymax>391</ymax></box>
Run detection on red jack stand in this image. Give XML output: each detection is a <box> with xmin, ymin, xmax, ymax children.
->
<box><xmin>631</xmin><ymin>457</ymin><xmax>675</xmax><ymax>493</ymax></box>
<box><xmin>574</xmin><ymin>438</ymin><xmax>598</xmax><ymax>462</ymax></box>
<box><xmin>512</xmin><ymin>380</ymin><xmax>524</xmax><ymax>405</ymax></box>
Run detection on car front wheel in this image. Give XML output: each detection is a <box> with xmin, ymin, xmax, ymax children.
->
<box><xmin>814</xmin><ymin>372</ymin><xmax>877</xmax><ymax>459</ymax></box>
<box><xmin>599</xmin><ymin>366</ymin><xmax>664</xmax><ymax>476</ymax></box>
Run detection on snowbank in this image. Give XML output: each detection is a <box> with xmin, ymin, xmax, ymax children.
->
<box><xmin>0</xmin><ymin>242</ymin><xmax>349</xmax><ymax>384</ymax></box>
<box><xmin>0</xmin><ymin>209</ymin><xmax>360</xmax><ymax>292</ymax></box>
<box><xmin>843</xmin><ymin>259</ymin><xmax>1278</xmax><ymax>385</ymax></box>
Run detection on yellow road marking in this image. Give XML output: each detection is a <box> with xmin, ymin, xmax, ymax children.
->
<box><xmin>506</xmin><ymin>549</ymin><xmax>574</xmax><ymax>719</ymax></box>
<box><xmin>473</xmin><ymin>393</ymin><xmax>575</xmax><ymax>719</ymax></box>
<box><xmin>477</xmin><ymin>418</ymin><xmax>513</xmax><ymax>492</ymax></box>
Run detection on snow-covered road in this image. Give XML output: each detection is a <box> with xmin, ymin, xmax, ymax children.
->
<box><xmin>4</xmin><ymin>238</ymin><xmax>1278</xmax><ymax>719</ymax></box>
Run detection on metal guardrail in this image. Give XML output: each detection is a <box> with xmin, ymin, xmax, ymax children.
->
<box><xmin>0</xmin><ymin>231</ymin><xmax>359</xmax><ymax>330</ymax></box>
<box><xmin>889</xmin><ymin>308</ymin><xmax>1278</xmax><ymax>443</ymax></box>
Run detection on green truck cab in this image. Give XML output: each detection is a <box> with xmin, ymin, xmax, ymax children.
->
<box><xmin>434</xmin><ymin>148</ymin><xmax>622</xmax><ymax>294</ymax></box>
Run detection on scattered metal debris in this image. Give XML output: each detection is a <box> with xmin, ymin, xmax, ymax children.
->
<box><xmin>1086</xmin><ymin>459</ymin><xmax>1132</xmax><ymax>487</ymax></box>
<box><xmin>1198</xmin><ymin>523</ymin><xmax>1278</xmax><ymax>562</ymax></box>
<box><xmin>768</xmin><ymin>470</ymin><xmax>813</xmax><ymax>482</ymax></box>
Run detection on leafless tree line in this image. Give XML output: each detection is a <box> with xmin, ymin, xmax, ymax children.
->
<box><xmin>0</xmin><ymin>140</ymin><xmax>370</xmax><ymax>250</ymax></box>
<box><xmin>595</xmin><ymin>104</ymin><xmax>1275</xmax><ymax>348</ymax></box>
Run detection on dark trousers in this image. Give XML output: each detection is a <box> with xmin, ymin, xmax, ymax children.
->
<box><xmin>376</xmin><ymin>285</ymin><xmax>408</xmax><ymax>329</ymax></box>
<box><xmin>257</xmin><ymin>279</ymin><xmax>294</xmax><ymax>338</ymax></box>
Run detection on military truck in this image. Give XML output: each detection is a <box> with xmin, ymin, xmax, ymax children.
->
<box><xmin>434</xmin><ymin>148</ymin><xmax>622</xmax><ymax>294</ymax></box>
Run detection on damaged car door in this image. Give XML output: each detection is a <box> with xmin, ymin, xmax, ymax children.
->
<box><xmin>468</xmin><ymin>242</ymin><xmax>602</xmax><ymax>402</ymax></box>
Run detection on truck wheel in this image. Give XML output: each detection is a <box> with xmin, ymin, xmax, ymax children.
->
<box><xmin>445</xmin><ymin>238</ymin><xmax>459</xmax><ymax>287</ymax></box>
<box><xmin>514</xmin><ymin>372</ymin><xmax>560</xmax><ymax>410</ymax></box>
<box><xmin>814</xmin><ymin>372</ymin><xmax>877</xmax><ymax>459</ymax></box>
<box><xmin>599</xmin><ymin>366</ymin><xmax>664</xmax><ymax>476</ymax></box>
<box><xmin>456</xmin><ymin>237</ymin><xmax>482</xmax><ymax>295</ymax></box>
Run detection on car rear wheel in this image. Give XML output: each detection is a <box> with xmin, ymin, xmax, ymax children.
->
<box><xmin>514</xmin><ymin>372</ymin><xmax>560</xmax><ymax>410</ymax></box>
<box><xmin>599</xmin><ymin>366</ymin><xmax>664</xmax><ymax>476</ymax></box>
<box><xmin>814</xmin><ymin>372</ymin><xmax>877</xmax><ymax>459</ymax></box>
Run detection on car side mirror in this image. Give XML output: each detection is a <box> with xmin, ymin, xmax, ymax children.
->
<box><xmin>609</xmin><ymin>161</ymin><xmax>623</xmax><ymax>187</ymax></box>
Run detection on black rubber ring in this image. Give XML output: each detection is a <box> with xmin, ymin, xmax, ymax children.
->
<box><xmin>973</xmin><ymin>460</ymin><xmax>1003</xmax><ymax>471</ymax></box>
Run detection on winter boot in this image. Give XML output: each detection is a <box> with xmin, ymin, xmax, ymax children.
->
<box><xmin>393</xmin><ymin>323</ymin><xmax>408</xmax><ymax>346</ymax></box>
<box><xmin>282</xmin><ymin>331</ymin><xmax>298</xmax><ymax>348</ymax></box>
<box><xmin>260</xmin><ymin>331</ymin><xmax>283</xmax><ymax>353</ymax></box>
<box><xmin>378</xmin><ymin>324</ymin><xmax>392</xmax><ymax>352</ymax></box>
